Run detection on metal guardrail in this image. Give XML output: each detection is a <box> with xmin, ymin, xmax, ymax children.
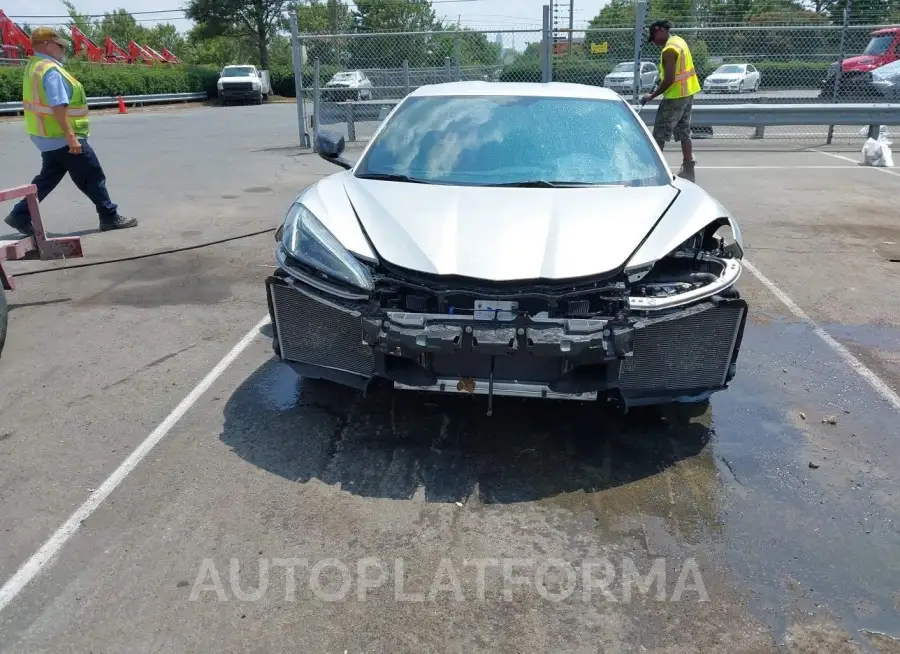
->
<box><xmin>0</xmin><ymin>92</ymin><xmax>208</xmax><ymax>115</ymax></box>
<box><xmin>317</xmin><ymin>99</ymin><xmax>900</xmax><ymax>142</ymax></box>
<box><xmin>636</xmin><ymin>102</ymin><xmax>900</xmax><ymax>126</ymax></box>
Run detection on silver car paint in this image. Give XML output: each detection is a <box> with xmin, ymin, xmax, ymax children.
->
<box><xmin>293</xmin><ymin>81</ymin><xmax>743</xmax><ymax>281</ymax></box>
<box><xmin>342</xmin><ymin>178</ymin><xmax>679</xmax><ymax>280</ymax></box>
<box><xmin>625</xmin><ymin>178</ymin><xmax>744</xmax><ymax>271</ymax></box>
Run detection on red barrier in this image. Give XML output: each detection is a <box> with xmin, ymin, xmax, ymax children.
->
<box><xmin>0</xmin><ymin>185</ymin><xmax>83</xmax><ymax>291</ymax></box>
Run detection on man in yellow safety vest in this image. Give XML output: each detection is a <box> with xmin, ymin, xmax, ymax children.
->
<box><xmin>4</xmin><ymin>26</ymin><xmax>137</xmax><ymax>236</ymax></box>
<box><xmin>640</xmin><ymin>20</ymin><xmax>701</xmax><ymax>182</ymax></box>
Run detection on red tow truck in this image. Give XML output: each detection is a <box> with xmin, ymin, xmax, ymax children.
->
<box><xmin>820</xmin><ymin>26</ymin><xmax>900</xmax><ymax>97</ymax></box>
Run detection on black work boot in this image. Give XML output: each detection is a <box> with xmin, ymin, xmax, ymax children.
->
<box><xmin>99</xmin><ymin>214</ymin><xmax>138</xmax><ymax>231</ymax></box>
<box><xmin>677</xmin><ymin>160</ymin><xmax>696</xmax><ymax>183</ymax></box>
<box><xmin>4</xmin><ymin>213</ymin><xmax>34</xmax><ymax>237</ymax></box>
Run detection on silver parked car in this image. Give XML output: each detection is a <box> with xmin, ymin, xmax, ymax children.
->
<box><xmin>702</xmin><ymin>63</ymin><xmax>761</xmax><ymax>93</ymax></box>
<box><xmin>324</xmin><ymin>70</ymin><xmax>374</xmax><ymax>101</ymax></box>
<box><xmin>266</xmin><ymin>82</ymin><xmax>747</xmax><ymax>414</ymax></box>
<box><xmin>603</xmin><ymin>61</ymin><xmax>659</xmax><ymax>95</ymax></box>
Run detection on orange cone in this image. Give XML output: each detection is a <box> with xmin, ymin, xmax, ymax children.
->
<box><xmin>118</xmin><ymin>96</ymin><xmax>127</xmax><ymax>114</ymax></box>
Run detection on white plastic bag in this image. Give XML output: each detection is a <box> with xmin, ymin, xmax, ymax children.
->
<box><xmin>861</xmin><ymin>135</ymin><xmax>894</xmax><ymax>167</ymax></box>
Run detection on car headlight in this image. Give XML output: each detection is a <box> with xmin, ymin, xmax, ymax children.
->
<box><xmin>217</xmin><ymin>81</ymin><xmax>223</xmax><ymax>89</ymax></box>
<box><xmin>279</xmin><ymin>202</ymin><xmax>374</xmax><ymax>291</ymax></box>
<box><xmin>627</xmin><ymin>224</ymin><xmax>742</xmax><ymax>310</ymax></box>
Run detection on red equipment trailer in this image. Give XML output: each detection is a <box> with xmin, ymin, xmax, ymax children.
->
<box><xmin>0</xmin><ymin>9</ymin><xmax>32</xmax><ymax>59</ymax></box>
<box><xmin>0</xmin><ymin>185</ymin><xmax>84</xmax><ymax>358</ymax></box>
<box><xmin>2</xmin><ymin>8</ymin><xmax>182</xmax><ymax>65</ymax></box>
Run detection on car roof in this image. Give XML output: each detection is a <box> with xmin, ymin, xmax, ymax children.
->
<box><xmin>408</xmin><ymin>81</ymin><xmax>624</xmax><ymax>101</ymax></box>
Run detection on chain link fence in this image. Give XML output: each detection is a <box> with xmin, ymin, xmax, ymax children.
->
<box><xmin>298</xmin><ymin>3</ymin><xmax>900</xmax><ymax>144</ymax></box>
<box><xmin>301</xmin><ymin>30</ymin><xmax>540</xmax><ymax>143</ymax></box>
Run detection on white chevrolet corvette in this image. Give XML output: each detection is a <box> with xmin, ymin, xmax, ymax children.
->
<box><xmin>266</xmin><ymin>81</ymin><xmax>747</xmax><ymax>414</ymax></box>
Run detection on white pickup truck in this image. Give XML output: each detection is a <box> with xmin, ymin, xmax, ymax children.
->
<box><xmin>217</xmin><ymin>65</ymin><xmax>272</xmax><ymax>105</ymax></box>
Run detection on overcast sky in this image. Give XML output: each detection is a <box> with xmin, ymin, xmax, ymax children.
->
<box><xmin>2</xmin><ymin>0</ymin><xmax>610</xmax><ymax>32</ymax></box>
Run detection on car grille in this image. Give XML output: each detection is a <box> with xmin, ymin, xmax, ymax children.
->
<box><xmin>270</xmin><ymin>277</ymin><xmax>745</xmax><ymax>395</ymax></box>
<box><xmin>269</xmin><ymin>281</ymin><xmax>375</xmax><ymax>377</ymax></box>
<box><xmin>619</xmin><ymin>302</ymin><xmax>745</xmax><ymax>392</ymax></box>
<box><xmin>224</xmin><ymin>82</ymin><xmax>253</xmax><ymax>92</ymax></box>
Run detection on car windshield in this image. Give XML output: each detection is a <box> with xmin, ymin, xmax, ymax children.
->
<box><xmin>612</xmin><ymin>62</ymin><xmax>634</xmax><ymax>72</ymax></box>
<box><xmin>354</xmin><ymin>95</ymin><xmax>670</xmax><ymax>187</ymax></box>
<box><xmin>715</xmin><ymin>65</ymin><xmax>744</xmax><ymax>74</ymax></box>
<box><xmin>864</xmin><ymin>35</ymin><xmax>894</xmax><ymax>55</ymax></box>
<box><xmin>222</xmin><ymin>67</ymin><xmax>254</xmax><ymax>77</ymax></box>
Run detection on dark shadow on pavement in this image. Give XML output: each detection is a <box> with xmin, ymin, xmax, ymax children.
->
<box><xmin>7</xmin><ymin>297</ymin><xmax>71</xmax><ymax>311</ymax></box>
<box><xmin>220</xmin><ymin>359</ymin><xmax>715</xmax><ymax>505</ymax></box>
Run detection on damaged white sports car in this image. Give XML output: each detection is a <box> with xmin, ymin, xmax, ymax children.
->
<box><xmin>266</xmin><ymin>81</ymin><xmax>747</xmax><ymax>414</ymax></box>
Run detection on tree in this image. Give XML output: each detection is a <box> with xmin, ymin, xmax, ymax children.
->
<box><xmin>348</xmin><ymin>0</ymin><xmax>440</xmax><ymax>68</ymax></box>
<box><xmin>96</xmin><ymin>9</ymin><xmax>147</xmax><ymax>47</ymax></box>
<box><xmin>184</xmin><ymin>0</ymin><xmax>289</xmax><ymax>69</ymax></box>
<box><xmin>289</xmin><ymin>0</ymin><xmax>354</xmax><ymax>67</ymax></box>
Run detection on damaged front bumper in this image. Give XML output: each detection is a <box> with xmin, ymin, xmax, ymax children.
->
<box><xmin>265</xmin><ymin>263</ymin><xmax>749</xmax><ymax>411</ymax></box>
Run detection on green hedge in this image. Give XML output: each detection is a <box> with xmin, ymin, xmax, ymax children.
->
<box><xmin>0</xmin><ymin>62</ymin><xmax>220</xmax><ymax>103</ymax></box>
<box><xmin>499</xmin><ymin>58</ymin><xmax>831</xmax><ymax>90</ymax></box>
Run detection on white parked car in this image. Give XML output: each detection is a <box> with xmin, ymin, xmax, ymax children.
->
<box><xmin>702</xmin><ymin>63</ymin><xmax>761</xmax><ymax>93</ymax></box>
<box><xmin>604</xmin><ymin>61</ymin><xmax>659</xmax><ymax>95</ymax></box>
<box><xmin>324</xmin><ymin>70</ymin><xmax>374</xmax><ymax>101</ymax></box>
<box><xmin>266</xmin><ymin>82</ymin><xmax>747</xmax><ymax>414</ymax></box>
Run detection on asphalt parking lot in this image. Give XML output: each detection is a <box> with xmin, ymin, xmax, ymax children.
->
<box><xmin>2</xmin><ymin>103</ymin><xmax>900</xmax><ymax>653</ymax></box>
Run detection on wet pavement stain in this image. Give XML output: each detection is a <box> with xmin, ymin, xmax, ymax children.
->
<box><xmin>220</xmin><ymin>316</ymin><xmax>900</xmax><ymax>650</ymax></box>
<box><xmin>74</xmin><ymin>252</ymin><xmax>246</xmax><ymax>308</ymax></box>
<box><xmin>823</xmin><ymin>323</ymin><xmax>900</xmax><ymax>353</ymax></box>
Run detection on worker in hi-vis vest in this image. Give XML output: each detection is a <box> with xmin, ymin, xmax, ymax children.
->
<box><xmin>640</xmin><ymin>20</ymin><xmax>701</xmax><ymax>183</ymax></box>
<box><xmin>4</xmin><ymin>26</ymin><xmax>137</xmax><ymax>236</ymax></box>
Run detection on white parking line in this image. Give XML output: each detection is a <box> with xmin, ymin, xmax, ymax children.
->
<box><xmin>811</xmin><ymin>149</ymin><xmax>900</xmax><ymax>177</ymax></box>
<box><xmin>743</xmin><ymin>259</ymin><xmax>900</xmax><ymax>412</ymax></box>
<box><xmin>0</xmin><ymin>315</ymin><xmax>271</xmax><ymax>615</ymax></box>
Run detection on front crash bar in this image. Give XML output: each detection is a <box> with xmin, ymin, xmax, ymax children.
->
<box><xmin>362</xmin><ymin>312</ymin><xmax>636</xmax><ymax>360</ymax></box>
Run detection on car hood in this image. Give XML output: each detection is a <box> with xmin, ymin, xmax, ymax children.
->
<box><xmin>606</xmin><ymin>73</ymin><xmax>636</xmax><ymax>79</ymax></box>
<box><xmin>707</xmin><ymin>74</ymin><xmax>742</xmax><ymax>81</ymax></box>
<box><xmin>841</xmin><ymin>55</ymin><xmax>883</xmax><ymax>71</ymax></box>
<box><xmin>339</xmin><ymin>178</ymin><xmax>680</xmax><ymax>281</ymax></box>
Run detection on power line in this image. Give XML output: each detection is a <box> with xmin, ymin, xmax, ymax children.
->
<box><xmin>7</xmin><ymin>0</ymin><xmax>491</xmax><ymax>20</ymax></box>
<box><xmin>6</xmin><ymin>9</ymin><xmax>187</xmax><ymax>19</ymax></box>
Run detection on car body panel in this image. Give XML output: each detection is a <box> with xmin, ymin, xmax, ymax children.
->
<box><xmin>268</xmin><ymin>81</ymin><xmax>748</xmax><ymax>408</ymax></box>
<box><xmin>341</xmin><ymin>177</ymin><xmax>680</xmax><ymax>280</ymax></box>
<box><xmin>626</xmin><ymin>177</ymin><xmax>743</xmax><ymax>270</ymax></box>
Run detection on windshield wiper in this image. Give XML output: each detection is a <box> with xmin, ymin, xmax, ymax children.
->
<box><xmin>488</xmin><ymin>180</ymin><xmax>628</xmax><ymax>188</ymax></box>
<box><xmin>355</xmin><ymin>172</ymin><xmax>432</xmax><ymax>184</ymax></box>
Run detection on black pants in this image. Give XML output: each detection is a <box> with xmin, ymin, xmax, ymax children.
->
<box><xmin>9</xmin><ymin>138</ymin><xmax>118</xmax><ymax>222</ymax></box>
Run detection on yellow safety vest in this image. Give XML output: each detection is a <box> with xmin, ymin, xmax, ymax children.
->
<box><xmin>22</xmin><ymin>56</ymin><xmax>90</xmax><ymax>139</ymax></box>
<box><xmin>659</xmin><ymin>35</ymin><xmax>701</xmax><ymax>99</ymax></box>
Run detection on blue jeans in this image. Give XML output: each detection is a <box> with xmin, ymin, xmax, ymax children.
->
<box><xmin>9</xmin><ymin>138</ymin><xmax>118</xmax><ymax>222</ymax></box>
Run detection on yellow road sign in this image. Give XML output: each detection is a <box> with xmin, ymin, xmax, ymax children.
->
<box><xmin>591</xmin><ymin>41</ymin><xmax>608</xmax><ymax>54</ymax></box>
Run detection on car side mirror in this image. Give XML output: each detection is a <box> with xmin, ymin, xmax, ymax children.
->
<box><xmin>316</xmin><ymin>130</ymin><xmax>353</xmax><ymax>170</ymax></box>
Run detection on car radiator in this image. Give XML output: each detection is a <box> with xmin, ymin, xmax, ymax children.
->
<box><xmin>269</xmin><ymin>280</ymin><xmax>744</xmax><ymax>392</ymax></box>
<box><xmin>619</xmin><ymin>302</ymin><xmax>745</xmax><ymax>391</ymax></box>
<box><xmin>269</xmin><ymin>281</ymin><xmax>375</xmax><ymax>377</ymax></box>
